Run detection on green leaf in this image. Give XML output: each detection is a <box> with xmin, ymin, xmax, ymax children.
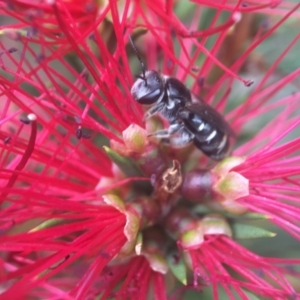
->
<box><xmin>167</xmin><ymin>253</ymin><xmax>187</xmax><ymax>285</ymax></box>
<box><xmin>103</xmin><ymin>146</ymin><xmax>143</xmax><ymax>177</ymax></box>
<box><xmin>103</xmin><ymin>146</ymin><xmax>152</xmax><ymax>194</ymax></box>
<box><xmin>241</xmin><ymin>289</ymin><xmax>268</xmax><ymax>300</ymax></box>
<box><xmin>243</xmin><ymin>212</ymin><xmax>269</xmax><ymax>219</ymax></box>
<box><xmin>232</xmin><ymin>223</ymin><xmax>276</xmax><ymax>239</ymax></box>
<box><xmin>29</xmin><ymin>218</ymin><xmax>64</xmax><ymax>232</ymax></box>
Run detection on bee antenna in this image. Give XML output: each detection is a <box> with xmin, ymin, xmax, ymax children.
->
<box><xmin>128</xmin><ymin>35</ymin><xmax>147</xmax><ymax>86</ymax></box>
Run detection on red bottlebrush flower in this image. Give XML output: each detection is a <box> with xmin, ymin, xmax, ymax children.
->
<box><xmin>188</xmin><ymin>235</ymin><xmax>299</xmax><ymax>300</ymax></box>
<box><xmin>1</xmin><ymin>0</ymin><xmax>300</xmax><ymax>299</ymax></box>
<box><xmin>232</xmin><ymin>138</ymin><xmax>300</xmax><ymax>239</ymax></box>
<box><xmin>166</xmin><ymin>213</ymin><xmax>300</xmax><ymax>299</ymax></box>
<box><xmin>98</xmin><ymin>256</ymin><xmax>167</xmax><ymax>300</ymax></box>
<box><xmin>1</xmin><ymin>0</ymin><xmax>98</xmax><ymax>35</ymax></box>
<box><xmin>0</xmin><ymin>203</ymin><xmax>129</xmax><ymax>298</ymax></box>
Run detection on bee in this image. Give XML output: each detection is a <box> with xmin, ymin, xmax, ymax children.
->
<box><xmin>129</xmin><ymin>36</ymin><xmax>235</xmax><ymax>160</ymax></box>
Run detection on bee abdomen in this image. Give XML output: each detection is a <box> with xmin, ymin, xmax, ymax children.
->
<box><xmin>193</xmin><ymin>132</ymin><xmax>229</xmax><ymax>160</ymax></box>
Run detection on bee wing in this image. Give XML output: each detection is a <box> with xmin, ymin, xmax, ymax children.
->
<box><xmin>184</xmin><ymin>101</ymin><xmax>236</xmax><ymax>138</ymax></box>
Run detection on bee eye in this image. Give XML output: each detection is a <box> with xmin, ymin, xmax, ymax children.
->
<box><xmin>138</xmin><ymin>89</ymin><xmax>161</xmax><ymax>105</ymax></box>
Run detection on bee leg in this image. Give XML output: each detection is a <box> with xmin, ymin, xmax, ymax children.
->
<box><xmin>148</xmin><ymin>123</ymin><xmax>183</xmax><ymax>138</ymax></box>
<box><xmin>143</xmin><ymin>102</ymin><xmax>165</xmax><ymax>121</ymax></box>
<box><xmin>162</xmin><ymin>128</ymin><xmax>194</xmax><ymax>148</ymax></box>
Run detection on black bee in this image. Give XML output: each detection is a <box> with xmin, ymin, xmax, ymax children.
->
<box><xmin>129</xmin><ymin>37</ymin><xmax>235</xmax><ymax>160</ymax></box>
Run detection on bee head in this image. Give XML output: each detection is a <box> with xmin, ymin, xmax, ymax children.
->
<box><xmin>128</xmin><ymin>35</ymin><xmax>164</xmax><ymax>105</ymax></box>
<box><xmin>131</xmin><ymin>70</ymin><xmax>164</xmax><ymax>105</ymax></box>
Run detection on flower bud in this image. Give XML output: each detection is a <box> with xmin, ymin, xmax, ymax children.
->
<box><xmin>129</xmin><ymin>197</ymin><xmax>162</xmax><ymax>228</ymax></box>
<box><xmin>122</xmin><ymin>124</ymin><xmax>148</xmax><ymax>154</ymax></box>
<box><xmin>180</xmin><ymin>221</ymin><xmax>205</xmax><ymax>249</ymax></box>
<box><xmin>110</xmin><ymin>139</ymin><xmax>130</xmax><ymax>157</ymax></box>
<box><xmin>142</xmin><ymin>251</ymin><xmax>169</xmax><ymax>274</ymax></box>
<box><xmin>164</xmin><ymin>209</ymin><xmax>204</xmax><ymax>249</ymax></box>
<box><xmin>132</xmin><ymin>143</ymin><xmax>168</xmax><ymax>178</ymax></box>
<box><xmin>212</xmin><ymin>156</ymin><xmax>249</xmax><ymax>214</ymax></box>
<box><xmin>141</xmin><ymin>227</ymin><xmax>169</xmax><ymax>274</ymax></box>
<box><xmin>201</xmin><ymin>214</ymin><xmax>232</xmax><ymax>237</ymax></box>
<box><xmin>103</xmin><ymin>194</ymin><xmax>140</xmax><ymax>242</ymax></box>
<box><xmin>180</xmin><ymin>169</ymin><xmax>215</xmax><ymax>203</ymax></box>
